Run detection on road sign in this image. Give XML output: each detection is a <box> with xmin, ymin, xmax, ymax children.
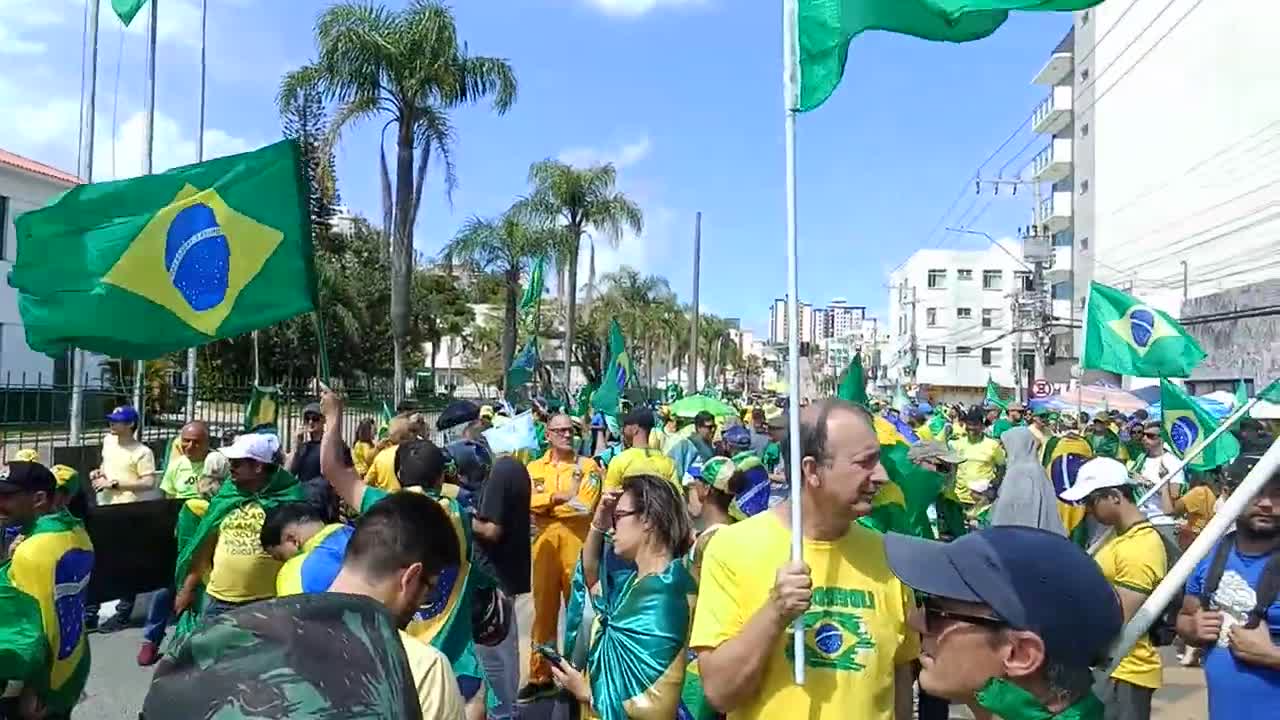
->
<box><xmin>1032</xmin><ymin>379</ymin><xmax>1051</xmax><ymax>398</ymax></box>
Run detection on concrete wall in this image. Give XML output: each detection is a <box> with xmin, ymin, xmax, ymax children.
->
<box><xmin>1182</xmin><ymin>278</ymin><xmax>1280</xmax><ymax>389</ymax></box>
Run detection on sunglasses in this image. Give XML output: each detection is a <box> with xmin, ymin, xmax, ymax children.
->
<box><xmin>923</xmin><ymin>599</ymin><xmax>1006</xmax><ymax>634</ymax></box>
<box><xmin>547</xmin><ymin>426</ymin><xmax>574</xmax><ymax>435</ymax></box>
<box><xmin>613</xmin><ymin>507</ymin><xmax>639</xmax><ymax>523</ymax></box>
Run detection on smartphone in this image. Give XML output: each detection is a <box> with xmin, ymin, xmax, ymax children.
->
<box><xmin>536</xmin><ymin>644</ymin><xmax>564</xmax><ymax>666</ymax></box>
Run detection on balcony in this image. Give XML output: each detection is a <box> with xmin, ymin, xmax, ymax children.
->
<box><xmin>1032</xmin><ymin>51</ymin><xmax>1074</xmax><ymax>86</ymax></box>
<box><xmin>1030</xmin><ymin>137</ymin><xmax>1072</xmax><ymax>183</ymax></box>
<box><xmin>1032</xmin><ymin>86</ymin><xmax>1073</xmax><ymax>135</ymax></box>
<box><xmin>1037</xmin><ymin>190</ymin><xmax>1073</xmax><ymax>233</ymax></box>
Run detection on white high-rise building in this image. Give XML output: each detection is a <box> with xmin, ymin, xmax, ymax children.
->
<box><xmin>768</xmin><ymin>297</ymin><xmax>815</xmax><ymax>346</ymax></box>
<box><xmin>827</xmin><ymin>298</ymin><xmax>865</xmax><ymax>338</ymax></box>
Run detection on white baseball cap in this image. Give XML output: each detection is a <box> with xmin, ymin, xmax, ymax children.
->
<box><xmin>219</xmin><ymin>433</ymin><xmax>280</xmax><ymax>464</ymax></box>
<box><xmin>1059</xmin><ymin>457</ymin><xmax>1131</xmax><ymax>503</ymax></box>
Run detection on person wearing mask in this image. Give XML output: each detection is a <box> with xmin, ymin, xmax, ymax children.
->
<box><xmin>471</xmin><ymin>457</ymin><xmax>532</xmax><ymax>720</ymax></box>
<box><xmin>949</xmin><ymin>406</ymin><xmax>1006</xmax><ymax>523</ymax></box>
<box><xmin>172</xmin><ymin>434</ymin><xmax>304</xmax><ymax>634</ymax></box>
<box><xmin>884</xmin><ymin>525</ymin><xmax>1123</xmax><ymax>720</ymax></box>
<box><xmin>1177</xmin><ymin>468</ymin><xmax>1280</xmax><ymax>719</ymax></box>
<box><xmin>0</xmin><ymin>462</ymin><xmax>94</xmax><ymax>720</ymax></box>
<box><xmin>548</xmin><ymin>476</ymin><xmax>695</xmax><ymax>719</ymax></box>
<box><xmin>520</xmin><ymin>413</ymin><xmax>602</xmax><ymax>703</ymax></box>
<box><xmin>1060</xmin><ymin>458</ymin><xmax>1170</xmax><ymax>720</ymax></box>
<box><xmin>605</xmin><ymin>408</ymin><xmax>680</xmax><ymax>493</ymax></box>
<box><xmin>690</xmin><ymin>399</ymin><xmax>919</xmax><ymax>719</ymax></box>
<box><xmin>669</xmin><ymin>411</ymin><xmax>717</xmax><ymax>483</ymax></box>
<box><xmin>352</xmin><ymin>419</ymin><xmax>377</xmax><ymax>477</ymax></box>
<box><xmin>89</xmin><ymin>405</ymin><xmax>158</xmax><ymax>633</ymax></box>
<box><xmin>136</xmin><ymin>421</ymin><xmax>214</xmax><ymax>665</ymax></box>
<box><xmin>260</xmin><ymin>502</ymin><xmax>353</xmax><ymax>596</ymax></box>
<box><xmin>988</xmin><ymin>427</ymin><xmax>1067</xmax><ymax>535</ymax></box>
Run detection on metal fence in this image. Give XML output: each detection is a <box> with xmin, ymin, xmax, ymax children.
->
<box><xmin>0</xmin><ymin>374</ymin><xmax>449</xmax><ymax>476</ymax></box>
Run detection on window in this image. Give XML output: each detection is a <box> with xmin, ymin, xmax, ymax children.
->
<box><xmin>982</xmin><ymin>347</ymin><xmax>1002</xmax><ymax>367</ymax></box>
<box><xmin>0</xmin><ymin>195</ymin><xmax>8</xmax><ymax>261</ymax></box>
<box><xmin>1080</xmin><ymin>179</ymin><xmax>1090</xmax><ymax>195</ymax></box>
<box><xmin>956</xmin><ymin>307</ymin><xmax>972</xmax><ymax>320</ymax></box>
<box><xmin>982</xmin><ymin>270</ymin><xmax>1003</xmax><ymax>290</ymax></box>
<box><xmin>982</xmin><ymin>309</ymin><xmax>995</xmax><ymax>328</ymax></box>
<box><xmin>1081</xmin><ymin>236</ymin><xmax>1089</xmax><ymax>250</ymax></box>
<box><xmin>957</xmin><ymin>269</ymin><xmax>973</xmax><ymax>281</ymax></box>
<box><xmin>925</xmin><ymin>346</ymin><xmax>946</xmax><ymax>366</ymax></box>
<box><xmin>926</xmin><ymin>308</ymin><xmax>939</xmax><ymax>327</ymax></box>
<box><xmin>1081</xmin><ymin>9</ymin><xmax>1089</xmax><ymax>25</ymax></box>
<box><xmin>1080</xmin><ymin>67</ymin><xmax>1090</xmax><ymax>82</ymax></box>
<box><xmin>1015</xmin><ymin>271</ymin><xmax>1034</xmax><ymax>292</ymax></box>
<box><xmin>1080</xmin><ymin>123</ymin><xmax>1089</xmax><ymax>137</ymax></box>
<box><xmin>1052</xmin><ymin>282</ymin><xmax>1072</xmax><ymax>300</ymax></box>
<box><xmin>927</xmin><ymin>269</ymin><xmax>947</xmax><ymax>288</ymax></box>
<box><xmin>1053</xmin><ymin>230</ymin><xmax>1073</xmax><ymax>247</ymax></box>
<box><xmin>957</xmin><ymin>345</ymin><xmax>972</xmax><ymax>356</ymax></box>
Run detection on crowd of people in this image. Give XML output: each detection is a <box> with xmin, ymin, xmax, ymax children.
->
<box><xmin>0</xmin><ymin>388</ymin><xmax>1277</xmax><ymax>720</ymax></box>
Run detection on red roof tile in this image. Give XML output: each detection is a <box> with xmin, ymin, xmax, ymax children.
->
<box><xmin>0</xmin><ymin>149</ymin><xmax>82</xmax><ymax>186</ymax></box>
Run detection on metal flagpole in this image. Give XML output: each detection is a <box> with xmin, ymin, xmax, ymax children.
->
<box><xmin>132</xmin><ymin>0</ymin><xmax>159</xmax><ymax>434</ymax></box>
<box><xmin>1088</xmin><ymin>395</ymin><xmax>1264</xmax><ymax>554</ymax></box>
<box><xmin>1105</xmin><ymin>432</ymin><xmax>1280</xmax><ymax>672</ymax></box>
<box><xmin>185</xmin><ymin>0</ymin><xmax>206</xmax><ymax>419</ymax></box>
<box><xmin>689</xmin><ymin>212</ymin><xmax>701</xmax><ymax>391</ymax></box>
<box><xmin>71</xmin><ymin>0</ymin><xmax>101</xmax><ymax>445</ymax></box>
<box><xmin>782</xmin><ymin>0</ymin><xmax>805</xmax><ymax>685</ymax></box>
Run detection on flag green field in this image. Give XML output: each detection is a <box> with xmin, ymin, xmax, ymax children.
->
<box><xmin>9</xmin><ymin>140</ymin><xmax>316</xmax><ymax>360</ymax></box>
<box><xmin>591</xmin><ymin>320</ymin><xmax>635</xmax><ymax>415</ymax></box>
<box><xmin>112</xmin><ymin>0</ymin><xmax>149</xmax><ymax>26</ymax></box>
<box><xmin>1160</xmin><ymin>378</ymin><xmax>1240</xmax><ymax>471</ymax></box>
<box><xmin>837</xmin><ymin>353</ymin><xmax>868</xmax><ymax>407</ymax></box>
<box><xmin>1082</xmin><ymin>282</ymin><xmax>1205</xmax><ymax>377</ymax></box>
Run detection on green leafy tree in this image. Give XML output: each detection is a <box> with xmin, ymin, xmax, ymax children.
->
<box><xmin>414</xmin><ymin>272</ymin><xmax>474</xmax><ymax>377</ymax></box>
<box><xmin>281</xmin><ymin>0</ymin><xmax>517</xmax><ymax>402</ymax></box>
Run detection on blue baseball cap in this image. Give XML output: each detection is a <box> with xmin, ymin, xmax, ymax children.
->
<box><xmin>106</xmin><ymin>405</ymin><xmax>139</xmax><ymax>424</ymax></box>
<box><xmin>885</xmin><ymin>526</ymin><xmax>1122</xmax><ymax>666</ymax></box>
<box><xmin>723</xmin><ymin>425</ymin><xmax>752</xmax><ymax>448</ymax></box>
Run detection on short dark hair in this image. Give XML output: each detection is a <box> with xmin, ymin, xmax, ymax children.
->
<box><xmin>343</xmin><ymin>492</ymin><xmax>461</xmax><ymax>580</ymax></box>
<box><xmin>259</xmin><ymin>502</ymin><xmax>326</xmax><ymax>549</ymax></box>
<box><xmin>1133</xmin><ymin>409</ymin><xmax>1149</xmax><ymax>421</ymax></box>
<box><xmin>963</xmin><ymin>406</ymin><xmax>986</xmax><ymax>425</ymax></box>
<box><xmin>752</xmin><ymin>408</ymin><xmax>766</xmax><ymax>423</ymax></box>
<box><xmin>621</xmin><ymin>475</ymin><xmax>693</xmax><ymax>558</ymax></box>
<box><xmin>622</xmin><ymin>407</ymin><xmax>655</xmax><ymax>431</ymax></box>
<box><xmin>395</xmin><ymin>440</ymin><xmax>447</xmax><ymax>489</ymax></box>
<box><xmin>693</xmin><ymin>411</ymin><xmax>715</xmax><ymax>428</ymax></box>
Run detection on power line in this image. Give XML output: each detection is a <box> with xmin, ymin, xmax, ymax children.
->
<box><xmin>1071</xmin><ymin>0</ymin><xmax>1148</xmax><ymax>73</ymax></box>
<box><xmin>1103</xmin><ymin>192</ymin><xmax>1280</xmax><ymax>274</ymax></box>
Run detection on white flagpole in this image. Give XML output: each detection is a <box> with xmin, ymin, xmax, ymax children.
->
<box><xmin>1088</xmin><ymin>395</ymin><xmax>1263</xmax><ymax>554</ymax></box>
<box><xmin>1105</xmin><ymin>432</ymin><xmax>1280</xmax><ymax>673</ymax></box>
<box><xmin>185</xmin><ymin>0</ymin><xmax>206</xmax><ymax>419</ymax></box>
<box><xmin>71</xmin><ymin>0</ymin><xmax>101</xmax><ymax>445</ymax></box>
<box><xmin>132</xmin><ymin>0</ymin><xmax>158</xmax><ymax>434</ymax></box>
<box><xmin>782</xmin><ymin>0</ymin><xmax>805</xmax><ymax>684</ymax></box>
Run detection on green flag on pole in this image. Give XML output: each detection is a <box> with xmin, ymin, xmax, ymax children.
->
<box><xmin>984</xmin><ymin>376</ymin><xmax>1008</xmax><ymax>411</ymax></box>
<box><xmin>506</xmin><ymin>337</ymin><xmax>538</xmax><ymax>390</ymax></box>
<box><xmin>794</xmin><ymin>0</ymin><xmax>1104</xmax><ymax>112</ymax></box>
<box><xmin>112</xmin><ymin>0</ymin><xmax>149</xmax><ymax>26</ymax></box>
<box><xmin>10</xmin><ymin>140</ymin><xmax>316</xmax><ymax>360</ymax></box>
<box><xmin>1160</xmin><ymin>378</ymin><xmax>1241</xmax><ymax>471</ymax></box>
<box><xmin>376</xmin><ymin>401</ymin><xmax>394</xmax><ymax>440</ymax></box>
<box><xmin>837</xmin><ymin>353</ymin><xmax>868</xmax><ymax>407</ymax></box>
<box><xmin>1081</xmin><ymin>282</ymin><xmax>1206</xmax><ymax>378</ymax></box>
<box><xmin>590</xmin><ymin>320</ymin><xmax>634</xmax><ymax>416</ymax></box>
<box><xmin>519</xmin><ymin>256</ymin><xmax>544</xmax><ymax>314</ymax></box>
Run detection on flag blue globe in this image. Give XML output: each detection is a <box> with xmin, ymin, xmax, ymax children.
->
<box><xmin>814</xmin><ymin>622</ymin><xmax>844</xmax><ymax>654</ymax></box>
<box><xmin>1128</xmin><ymin>308</ymin><xmax>1156</xmax><ymax>349</ymax></box>
<box><xmin>165</xmin><ymin>202</ymin><xmax>230</xmax><ymax>312</ymax></box>
<box><xmin>1168</xmin><ymin>416</ymin><xmax>1200</xmax><ymax>454</ymax></box>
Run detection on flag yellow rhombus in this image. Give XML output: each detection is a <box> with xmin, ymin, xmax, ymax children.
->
<box><xmin>103</xmin><ymin>184</ymin><xmax>283</xmax><ymax>336</ymax></box>
<box><xmin>1105</xmin><ymin>305</ymin><xmax>1177</xmax><ymax>357</ymax></box>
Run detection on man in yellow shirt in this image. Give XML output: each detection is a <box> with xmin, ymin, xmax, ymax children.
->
<box><xmin>690</xmin><ymin>399</ymin><xmax>919</xmax><ymax>720</ymax></box>
<box><xmin>520</xmin><ymin>413</ymin><xmax>602</xmax><ymax>703</ymax></box>
<box><xmin>363</xmin><ymin>414</ymin><xmax>420</xmax><ymax>493</ymax></box>
<box><xmin>1061</xmin><ymin>458</ymin><xmax>1169</xmax><ymax>718</ymax></box>
<box><xmin>604</xmin><ymin>407</ymin><xmax>680</xmax><ymax>492</ymax></box>
<box><xmin>948</xmin><ymin>407</ymin><xmax>1005</xmax><ymax>512</ymax></box>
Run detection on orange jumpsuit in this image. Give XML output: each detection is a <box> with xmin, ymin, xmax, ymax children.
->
<box><xmin>526</xmin><ymin>450</ymin><xmax>602</xmax><ymax>684</ymax></box>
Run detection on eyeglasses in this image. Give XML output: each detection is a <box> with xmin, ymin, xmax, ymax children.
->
<box><xmin>613</xmin><ymin>507</ymin><xmax>639</xmax><ymax>523</ymax></box>
<box><xmin>304</xmin><ymin>414</ymin><xmax>323</xmax><ymax>423</ymax></box>
<box><xmin>923</xmin><ymin>599</ymin><xmax>1006</xmax><ymax>634</ymax></box>
<box><xmin>547</xmin><ymin>427</ymin><xmax>573</xmax><ymax>435</ymax></box>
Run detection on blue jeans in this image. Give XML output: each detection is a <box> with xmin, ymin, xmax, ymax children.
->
<box><xmin>476</xmin><ymin>611</ymin><xmax>519</xmax><ymax>719</ymax></box>
<box><xmin>144</xmin><ymin>588</ymin><xmax>173</xmax><ymax>645</ymax></box>
<box><xmin>202</xmin><ymin>597</ymin><xmax>251</xmax><ymax>622</ymax></box>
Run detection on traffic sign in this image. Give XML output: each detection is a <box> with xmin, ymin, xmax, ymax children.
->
<box><xmin>1032</xmin><ymin>379</ymin><xmax>1051</xmax><ymax>398</ymax></box>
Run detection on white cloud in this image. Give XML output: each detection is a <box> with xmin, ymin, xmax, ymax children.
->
<box><xmin>583</xmin><ymin>0</ymin><xmax>706</xmax><ymax>18</ymax></box>
<box><xmin>558</xmin><ymin>135</ymin><xmax>651</xmax><ymax>170</ymax></box>
<box><xmin>0</xmin><ymin>0</ymin><xmax>70</xmax><ymax>55</ymax></box>
<box><xmin>97</xmin><ymin>111</ymin><xmax>255</xmax><ymax>180</ymax></box>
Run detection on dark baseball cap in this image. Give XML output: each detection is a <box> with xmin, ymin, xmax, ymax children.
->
<box><xmin>723</xmin><ymin>424</ymin><xmax>752</xmax><ymax>448</ymax></box>
<box><xmin>0</xmin><ymin>461</ymin><xmax>57</xmax><ymax>495</ymax></box>
<box><xmin>621</xmin><ymin>407</ymin><xmax>655</xmax><ymax>431</ymax></box>
<box><xmin>885</xmin><ymin>525</ymin><xmax>1122</xmax><ymax>666</ymax></box>
<box><xmin>302</xmin><ymin>403</ymin><xmax>323</xmax><ymax>418</ymax></box>
<box><xmin>394</xmin><ymin>440</ymin><xmax>447</xmax><ymax>489</ymax></box>
<box><xmin>106</xmin><ymin>405</ymin><xmax>139</xmax><ymax>423</ymax></box>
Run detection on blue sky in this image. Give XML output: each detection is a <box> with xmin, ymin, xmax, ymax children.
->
<box><xmin>1</xmin><ymin>0</ymin><xmax>1072</xmax><ymax>336</ymax></box>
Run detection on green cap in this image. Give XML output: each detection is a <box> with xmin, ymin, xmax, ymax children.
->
<box><xmin>698</xmin><ymin>457</ymin><xmax>738</xmax><ymax>493</ymax></box>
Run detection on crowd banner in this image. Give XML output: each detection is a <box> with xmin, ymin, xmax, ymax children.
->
<box><xmin>1088</xmin><ymin>396</ymin><xmax>1262</xmax><ymax>554</ymax></box>
<box><xmin>1103</xmin><ymin>433</ymin><xmax>1280</xmax><ymax>674</ymax></box>
<box><xmin>85</xmin><ymin>498</ymin><xmax>185</xmax><ymax>605</ymax></box>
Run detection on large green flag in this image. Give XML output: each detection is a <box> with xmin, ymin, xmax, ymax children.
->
<box><xmin>1160</xmin><ymin>378</ymin><xmax>1241</xmax><ymax>471</ymax></box>
<box><xmin>984</xmin><ymin>376</ymin><xmax>1008</xmax><ymax>411</ymax></box>
<box><xmin>1082</xmin><ymin>282</ymin><xmax>1206</xmax><ymax>378</ymax></box>
<box><xmin>794</xmin><ymin>1</ymin><xmax>1103</xmax><ymax>112</ymax></box>
<box><xmin>112</xmin><ymin>0</ymin><xmax>149</xmax><ymax>26</ymax></box>
<box><xmin>519</xmin><ymin>256</ymin><xmax>545</xmax><ymax>314</ymax></box>
<box><xmin>591</xmin><ymin>320</ymin><xmax>635</xmax><ymax>415</ymax></box>
<box><xmin>506</xmin><ymin>337</ymin><xmax>538</xmax><ymax>390</ymax></box>
<box><xmin>10</xmin><ymin>140</ymin><xmax>316</xmax><ymax>360</ymax></box>
<box><xmin>836</xmin><ymin>353</ymin><xmax>868</xmax><ymax>407</ymax></box>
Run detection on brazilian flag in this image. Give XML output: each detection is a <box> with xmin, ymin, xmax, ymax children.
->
<box><xmin>1161</xmin><ymin>378</ymin><xmax>1241</xmax><ymax>471</ymax></box>
<box><xmin>0</xmin><ymin>511</ymin><xmax>94</xmax><ymax>715</ymax></box>
<box><xmin>590</xmin><ymin>320</ymin><xmax>635</xmax><ymax>415</ymax></box>
<box><xmin>1043</xmin><ymin>435</ymin><xmax>1094</xmax><ymax>547</ymax></box>
<box><xmin>10</xmin><ymin>140</ymin><xmax>316</xmax><ymax>360</ymax></box>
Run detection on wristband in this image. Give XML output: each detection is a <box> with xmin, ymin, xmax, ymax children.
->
<box><xmin>590</xmin><ymin>523</ymin><xmax>609</xmax><ymax>534</ymax></box>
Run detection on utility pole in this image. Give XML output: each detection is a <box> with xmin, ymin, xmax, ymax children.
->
<box><xmin>909</xmin><ymin>285</ymin><xmax>918</xmax><ymax>381</ymax></box>
<box><xmin>1181</xmin><ymin>259</ymin><xmax>1189</xmax><ymax>306</ymax></box>
<box><xmin>689</xmin><ymin>211</ymin><xmax>702</xmax><ymax>392</ymax></box>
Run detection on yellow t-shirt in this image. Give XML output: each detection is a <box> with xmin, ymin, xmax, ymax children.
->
<box><xmin>689</xmin><ymin>511</ymin><xmax>920</xmax><ymax>720</ymax></box>
<box><xmin>1095</xmin><ymin>521</ymin><xmax>1167</xmax><ymax>689</ymax></box>
<box><xmin>399</xmin><ymin>630</ymin><xmax>466</xmax><ymax>720</ymax></box>
<box><xmin>206</xmin><ymin>502</ymin><xmax>282</xmax><ymax>603</ymax></box>
<box><xmin>649</xmin><ymin>427</ymin><xmax>667</xmax><ymax>451</ymax></box>
<box><xmin>949</xmin><ymin>435</ymin><xmax>1005</xmax><ymax>505</ymax></box>
<box><xmin>364</xmin><ymin>445</ymin><xmax>404</xmax><ymax>492</ymax></box>
<box><xmin>1176</xmin><ymin>485</ymin><xmax>1216</xmax><ymax>535</ymax></box>
<box><xmin>352</xmin><ymin>440</ymin><xmax>377</xmax><ymax>477</ymax></box>
<box><xmin>604</xmin><ymin>446</ymin><xmax>681</xmax><ymax>494</ymax></box>
<box><xmin>97</xmin><ymin>434</ymin><xmax>158</xmax><ymax>505</ymax></box>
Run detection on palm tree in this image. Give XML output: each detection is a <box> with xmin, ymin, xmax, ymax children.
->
<box><xmin>525</xmin><ymin>161</ymin><xmax>642</xmax><ymax>394</ymax></box>
<box><xmin>280</xmin><ymin>1</ymin><xmax>517</xmax><ymax>402</ymax></box>
<box><xmin>443</xmin><ymin>208</ymin><xmax>556</xmax><ymax>389</ymax></box>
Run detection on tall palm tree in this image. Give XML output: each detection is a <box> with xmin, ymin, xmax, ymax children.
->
<box><xmin>443</xmin><ymin>208</ymin><xmax>556</xmax><ymax>389</ymax></box>
<box><xmin>280</xmin><ymin>1</ymin><xmax>517</xmax><ymax>402</ymax></box>
<box><xmin>525</xmin><ymin>161</ymin><xmax>642</xmax><ymax>394</ymax></box>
